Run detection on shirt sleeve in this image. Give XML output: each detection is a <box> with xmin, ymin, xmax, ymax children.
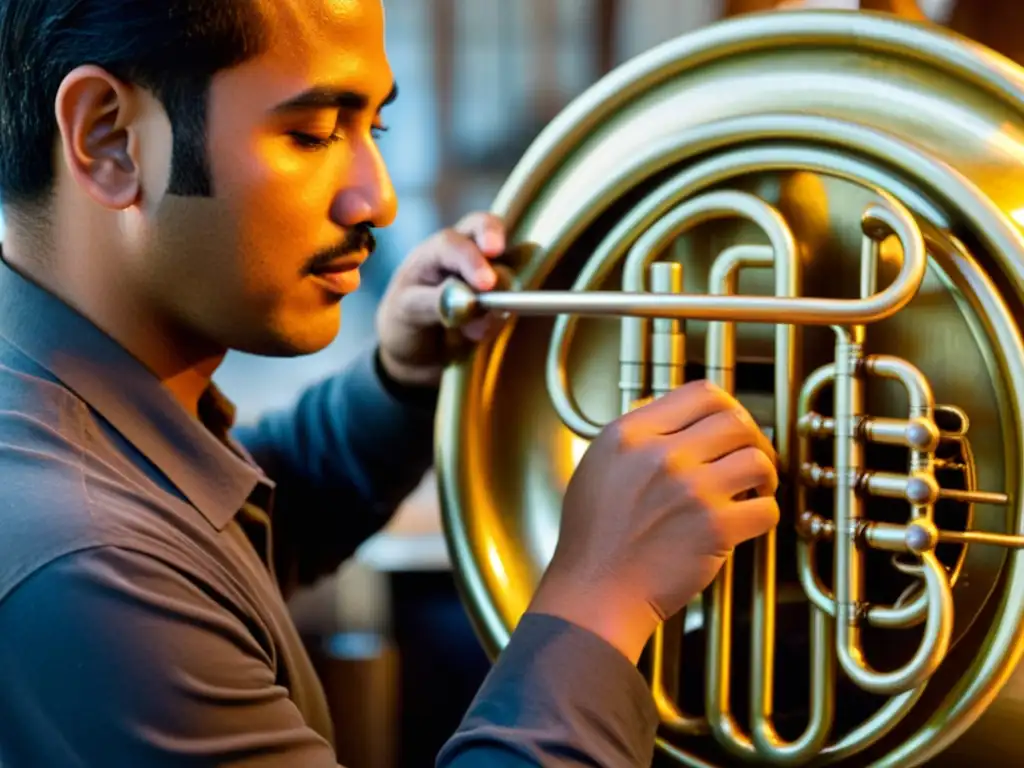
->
<box><xmin>0</xmin><ymin>549</ymin><xmax>658</xmax><ymax>768</ymax></box>
<box><xmin>436</xmin><ymin>612</ymin><xmax>660</xmax><ymax>766</ymax></box>
<box><xmin>231</xmin><ymin>345</ymin><xmax>437</xmax><ymax>591</ymax></box>
<box><xmin>0</xmin><ymin>546</ymin><xmax>341</xmax><ymax>768</ymax></box>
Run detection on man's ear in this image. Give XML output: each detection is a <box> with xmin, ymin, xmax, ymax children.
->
<box><xmin>54</xmin><ymin>65</ymin><xmax>142</xmax><ymax>210</ymax></box>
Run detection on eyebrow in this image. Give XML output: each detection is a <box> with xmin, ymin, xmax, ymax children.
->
<box><xmin>272</xmin><ymin>82</ymin><xmax>398</xmax><ymax>114</ymax></box>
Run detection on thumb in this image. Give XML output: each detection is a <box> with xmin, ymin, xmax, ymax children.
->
<box><xmin>398</xmin><ymin>284</ymin><xmax>498</xmax><ymax>341</ymax></box>
<box><xmin>396</xmin><ymin>284</ymin><xmax>444</xmax><ymax>327</ymax></box>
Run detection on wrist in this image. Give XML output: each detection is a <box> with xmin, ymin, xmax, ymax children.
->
<box><xmin>526</xmin><ymin>572</ymin><xmax>661</xmax><ymax>665</ymax></box>
<box><xmin>373</xmin><ymin>347</ymin><xmax>440</xmax><ymax>408</ymax></box>
<box><xmin>377</xmin><ymin>346</ymin><xmax>442</xmax><ymax>387</ymax></box>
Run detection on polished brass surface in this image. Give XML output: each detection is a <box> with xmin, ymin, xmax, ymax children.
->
<box><xmin>435</xmin><ymin>9</ymin><xmax>1024</xmax><ymax>767</ymax></box>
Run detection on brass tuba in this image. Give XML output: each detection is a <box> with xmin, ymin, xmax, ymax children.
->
<box><xmin>434</xmin><ymin>9</ymin><xmax>1024</xmax><ymax>766</ymax></box>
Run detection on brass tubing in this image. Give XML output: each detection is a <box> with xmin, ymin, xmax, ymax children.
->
<box><xmin>937</xmin><ymin>530</ymin><xmax>1024</xmax><ymax>547</ymax></box>
<box><xmin>806</xmin><ymin>514</ymin><xmax>1024</xmax><ymax>550</ymax></box>
<box><xmin>705</xmin><ymin>353</ymin><xmax>754</xmax><ymax>759</ymax></box>
<box><xmin>833</xmin><ymin>325</ymin><xmax>867</xmax><ymax>677</ymax></box>
<box><xmin>432</xmin><ymin>66</ymin><xmax>1024</xmax><ymax>763</ymax></box>
<box><xmin>799</xmin><ymin>413</ymin><xmax>941</xmax><ymax>451</ymax></box>
<box><xmin>645</xmin><ymin>260</ymin><xmax>707</xmax><ymax>735</ymax></box>
<box><xmin>801</xmin><ymin>465</ymin><xmax>1006</xmax><ymax>508</ymax></box>
<box><xmin>706</xmin><ymin>244</ymin><xmax>776</xmax><ymax>394</ymax></box>
<box><xmin>649</xmin><ymin>618</ymin><xmax>709</xmax><ymax>735</ymax></box>
<box><xmin>863</xmin><ymin>417</ymin><xmax>940</xmax><ymax>450</ymax></box>
<box><xmin>860</xmin><ymin>230</ymin><xmax>880</xmax><ymax>308</ymax></box>
<box><xmin>438</xmin><ymin>203</ymin><xmax>926</xmax><ymax>328</ymax></box>
<box><xmin>698</xmin><ymin>238</ymin><xmax>833</xmax><ymax>765</ymax></box>
<box><xmin>648</xmin><ymin>262</ymin><xmax>686</xmax><ymax>400</ymax></box>
<box><xmin>532</xmin><ymin>148</ymin><xmax>927</xmax><ymax>441</ymax></box>
<box><xmin>795</xmin><ymin>364</ymin><xmax>837</xmax><ymax>621</ymax></box>
<box><xmin>620</xmin><ymin>192</ymin><xmax>797</xmax><ymax>401</ymax></box>
<box><xmin>795</xmin><ymin>395</ymin><xmax>932</xmax><ymax>630</ymax></box>
<box><xmin>752</xmin><ymin>202</ymin><xmax>834</xmax><ymax>766</ymax></box>
<box><xmin>864</xmin><ymin>356</ymin><xmax>937</xmax><ymax>520</ymax></box>
<box><xmin>541</xmin><ymin>190</ymin><xmax>798</xmax><ymax>440</ymax></box>
<box><xmin>796</xmin><ymin>342</ymin><xmax>969</xmax><ymax>634</ymax></box>
<box><xmin>832</xmin><ymin>327</ymin><xmax>955</xmax><ymax>695</ymax></box>
<box><xmin>703</xmin><ymin>244</ymin><xmax>750</xmax><ymax>760</ymax></box>
<box><xmin>939</xmin><ymin>488</ymin><xmax>1009</xmax><ymax>506</ymax></box>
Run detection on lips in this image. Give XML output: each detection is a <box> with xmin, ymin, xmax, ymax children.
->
<box><xmin>307</xmin><ymin>252</ymin><xmax>367</xmax><ymax>295</ymax></box>
<box><xmin>309</xmin><ymin>254</ymin><xmax>364</xmax><ymax>275</ymax></box>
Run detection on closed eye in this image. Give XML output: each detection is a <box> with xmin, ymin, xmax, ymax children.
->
<box><xmin>289</xmin><ymin>131</ymin><xmax>342</xmax><ymax>150</ymax></box>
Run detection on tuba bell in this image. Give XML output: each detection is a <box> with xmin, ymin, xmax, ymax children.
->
<box><xmin>434</xmin><ymin>9</ymin><xmax>1024</xmax><ymax>767</ymax></box>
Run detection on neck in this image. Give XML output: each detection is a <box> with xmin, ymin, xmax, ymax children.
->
<box><xmin>2</xmin><ymin>223</ymin><xmax>225</xmax><ymax>418</ymax></box>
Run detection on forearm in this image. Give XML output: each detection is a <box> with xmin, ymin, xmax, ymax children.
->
<box><xmin>436</xmin><ymin>613</ymin><xmax>659</xmax><ymax>767</ymax></box>
<box><xmin>233</xmin><ymin>345</ymin><xmax>437</xmax><ymax>588</ymax></box>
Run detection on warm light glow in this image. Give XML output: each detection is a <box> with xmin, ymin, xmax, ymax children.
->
<box><xmin>485</xmin><ymin>538</ymin><xmax>509</xmax><ymax>592</ymax></box>
<box><xmin>569</xmin><ymin>435</ymin><xmax>590</xmax><ymax>470</ymax></box>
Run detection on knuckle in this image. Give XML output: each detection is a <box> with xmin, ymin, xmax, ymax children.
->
<box><xmin>702</xmin><ymin>508</ymin><xmax>733</xmax><ymax>552</ymax></box>
<box><xmin>656</xmin><ymin>445</ymin><xmax>683</xmax><ymax>476</ymax></box>
<box><xmin>671</xmin><ymin>467</ymin><xmax>703</xmax><ymax>501</ymax></box>
<box><xmin>436</xmin><ymin>229</ymin><xmax>460</xmax><ymax>248</ymax></box>
<box><xmin>443</xmin><ymin>230</ymin><xmax>482</xmax><ymax>259</ymax></box>
<box><xmin>605</xmin><ymin>418</ymin><xmax>639</xmax><ymax>451</ymax></box>
<box><xmin>687</xmin><ymin>379</ymin><xmax>720</xmax><ymax>397</ymax></box>
<box><xmin>731</xmin><ymin>405</ymin><xmax>759</xmax><ymax>431</ymax></box>
<box><xmin>481</xmin><ymin>212</ymin><xmax>505</xmax><ymax>229</ymax></box>
<box><xmin>744</xmin><ymin>447</ymin><xmax>779</xmax><ymax>489</ymax></box>
<box><xmin>688</xmin><ymin>379</ymin><xmax>734</xmax><ymax>410</ymax></box>
<box><xmin>712</xmin><ymin>408</ymin><xmax>745</xmax><ymax>434</ymax></box>
<box><xmin>458</xmin><ymin>211</ymin><xmax>503</xmax><ymax>235</ymax></box>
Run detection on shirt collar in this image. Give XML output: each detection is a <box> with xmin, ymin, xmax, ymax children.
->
<box><xmin>0</xmin><ymin>254</ymin><xmax>267</xmax><ymax>530</ymax></box>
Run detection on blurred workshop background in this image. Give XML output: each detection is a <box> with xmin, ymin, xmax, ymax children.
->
<box><xmin>9</xmin><ymin>1</ymin><xmax>1011</xmax><ymax>766</ymax></box>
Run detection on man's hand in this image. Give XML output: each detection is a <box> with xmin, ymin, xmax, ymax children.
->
<box><xmin>528</xmin><ymin>380</ymin><xmax>780</xmax><ymax>664</ymax></box>
<box><xmin>376</xmin><ymin>212</ymin><xmax>506</xmax><ymax>387</ymax></box>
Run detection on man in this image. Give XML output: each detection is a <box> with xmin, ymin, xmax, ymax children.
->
<box><xmin>0</xmin><ymin>1</ymin><xmax>779</xmax><ymax>766</ymax></box>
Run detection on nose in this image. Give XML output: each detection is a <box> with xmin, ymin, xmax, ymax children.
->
<box><xmin>331</xmin><ymin>138</ymin><xmax>398</xmax><ymax>229</ymax></box>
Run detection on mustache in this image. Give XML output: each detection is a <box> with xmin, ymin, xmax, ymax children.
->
<box><xmin>304</xmin><ymin>224</ymin><xmax>376</xmax><ymax>273</ymax></box>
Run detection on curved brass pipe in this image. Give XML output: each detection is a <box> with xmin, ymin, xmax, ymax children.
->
<box><xmin>699</xmin><ymin>236</ymin><xmax>836</xmax><ymax>765</ymax></box>
<box><xmin>830</xmin><ymin>327</ymin><xmax>955</xmax><ymax>696</ymax></box>
<box><xmin>450</xmin><ymin>146</ymin><xmax>931</xmax><ymax>442</ymax></box>
<box><xmin>437</xmin><ymin>176</ymin><xmax>959</xmax><ymax>762</ymax></box>
<box><xmin>439</xmin><ymin>203</ymin><xmax>924</xmax><ymax>330</ymax></box>
<box><xmin>435</xmin><ymin>14</ymin><xmax>1024</xmax><ymax>766</ymax></box>
<box><xmin>618</xmin><ymin>191</ymin><xmax>799</xmax><ymax>416</ymax></box>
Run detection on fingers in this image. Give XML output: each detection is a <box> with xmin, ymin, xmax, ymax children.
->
<box><xmin>393</xmin><ymin>284</ymin><xmax>445</xmax><ymax>328</ymax></box>
<box><xmin>664</xmin><ymin>408</ymin><xmax>775</xmax><ymax>467</ymax></box>
<box><xmin>454</xmin><ymin>212</ymin><xmax>506</xmax><ymax>256</ymax></box>
<box><xmin>410</xmin><ymin>224</ymin><xmax>507</xmax><ymax>292</ymax></box>
<box><xmin>390</xmin><ymin>212</ymin><xmax>508</xmax><ymax>342</ymax></box>
<box><xmin>407</xmin><ymin>229</ymin><xmax>494</xmax><ymax>290</ymax></box>
<box><xmin>621</xmin><ymin>381</ymin><xmax>774</xmax><ymax>459</ymax></box>
<box><xmin>704</xmin><ymin>445</ymin><xmax>780</xmax><ymax>499</ymax></box>
<box><xmin>717</xmin><ymin>495</ymin><xmax>781</xmax><ymax>547</ymax></box>
<box><xmin>392</xmin><ymin>284</ymin><xmax>501</xmax><ymax>340</ymax></box>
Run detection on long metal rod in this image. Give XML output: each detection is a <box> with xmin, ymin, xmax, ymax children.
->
<box><xmin>799</xmin><ymin>515</ymin><xmax>1024</xmax><ymax>550</ymax></box>
<box><xmin>439</xmin><ymin>204</ymin><xmax>925</xmax><ymax>328</ymax></box>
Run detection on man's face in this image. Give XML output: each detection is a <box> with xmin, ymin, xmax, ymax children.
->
<box><xmin>138</xmin><ymin>0</ymin><xmax>398</xmax><ymax>357</ymax></box>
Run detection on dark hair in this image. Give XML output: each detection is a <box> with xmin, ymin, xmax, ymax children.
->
<box><xmin>0</xmin><ymin>0</ymin><xmax>270</xmax><ymax>210</ymax></box>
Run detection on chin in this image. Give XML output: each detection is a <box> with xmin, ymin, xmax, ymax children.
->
<box><xmin>231</xmin><ymin>308</ymin><xmax>342</xmax><ymax>358</ymax></box>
